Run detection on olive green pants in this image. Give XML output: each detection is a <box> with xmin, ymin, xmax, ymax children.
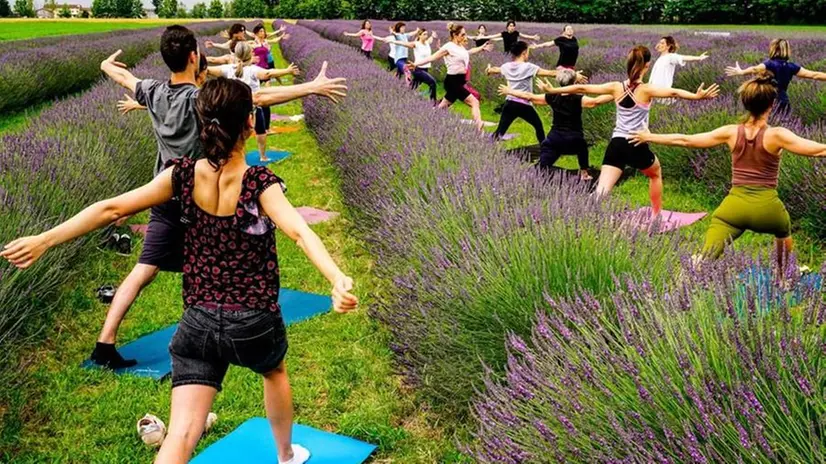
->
<box><xmin>703</xmin><ymin>186</ymin><xmax>791</xmax><ymax>258</ymax></box>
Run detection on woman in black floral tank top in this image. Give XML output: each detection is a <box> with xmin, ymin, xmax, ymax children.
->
<box><xmin>2</xmin><ymin>76</ymin><xmax>356</xmax><ymax>464</ymax></box>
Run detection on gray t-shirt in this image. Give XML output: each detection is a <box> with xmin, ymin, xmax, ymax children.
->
<box><xmin>135</xmin><ymin>79</ymin><xmax>202</xmax><ymax>176</ymax></box>
<box><xmin>500</xmin><ymin>61</ymin><xmax>540</xmax><ymax>104</ymax></box>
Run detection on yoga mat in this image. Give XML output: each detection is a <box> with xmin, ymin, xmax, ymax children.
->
<box><xmin>246</xmin><ymin>150</ymin><xmax>291</xmax><ymax>166</ymax></box>
<box><xmin>192</xmin><ymin>418</ymin><xmax>376</xmax><ymax>464</ymax></box>
<box><xmin>270</xmin><ymin>114</ymin><xmax>304</xmax><ymax>122</ymax></box>
<box><xmin>81</xmin><ymin>289</ymin><xmax>331</xmax><ymax>379</ymax></box>
<box><xmin>268</xmin><ymin>126</ymin><xmax>301</xmax><ymax>134</ymax></box>
<box><xmin>626</xmin><ymin>208</ymin><xmax>707</xmax><ymax>233</ymax></box>
<box><xmin>736</xmin><ymin>266</ymin><xmax>823</xmax><ymax>314</ymax></box>
<box><xmin>499</xmin><ymin>133</ymin><xmax>518</xmax><ymax>141</ymax></box>
<box><xmin>460</xmin><ymin>119</ymin><xmax>497</xmax><ymax>127</ymax></box>
<box><xmin>296</xmin><ymin>206</ymin><xmax>339</xmax><ymax>225</ymax></box>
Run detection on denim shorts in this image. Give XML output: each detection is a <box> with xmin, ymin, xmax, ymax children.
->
<box><xmin>169</xmin><ymin>304</ymin><xmax>288</xmax><ymax>391</ymax></box>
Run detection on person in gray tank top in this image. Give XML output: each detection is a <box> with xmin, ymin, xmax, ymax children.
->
<box><xmin>539</xmin><ymin>45</ymin><xmax>720</xmax><ymax>216</ymax></box>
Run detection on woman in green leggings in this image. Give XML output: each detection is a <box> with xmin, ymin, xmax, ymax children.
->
<box><xmin>630</xmin><ymin>74</ymin><xmax>826</xmax><ymax>270</ymax></box>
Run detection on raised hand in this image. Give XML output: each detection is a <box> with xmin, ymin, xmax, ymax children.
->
<box><xmin>1</xmin><ymin>235</ymin><xmax>49</xmax><ymax>269</ymax></box>
<box><xmin>497</xmin><ymin>84</ymin><xmax>512</xmax><ymax>96</ymax></box>
<box><xmin>117</xmin><ymin>93</ymin><xmax>142</xmax><ymax>114</ymax></box>
<box><xmin>287</xmin><ymin>63</ymin><xmax>300</xmax><ymax>76</ymax></box>
<box><xmin>205</xmin><ymin>40</ymin><xmax>214</xmax><ymax>49</ymax></box>
<box><xmin>485</xmin><ymin>63</ymin><xmax>493</xmax><ymax>75</ymax></box>
<box><xmin>575</xmin><ymin>71</ymin><xmax>588</xmax><ymax>84</ymax></box>
<box><xmin>536</xmin><ymin>77</ymin><xmax>554</xmax><ymax>92</ymax></box>
<box><xmin>699</xmin><ymin>52</ymin><xmax>710</xmax><ymax>60</ymax></box>
<box><xmin>696</xmin><ymin>82</ymin><xmax>720</xmax><ymax>99</ymax></box>
<box><xmin>725</xmin><ymin>61</ymin><xmax>743</xmax><ymax>77</ymax></box>
<box><xmin>628</xmin><ymin>129</ymin><xmax>651</xmax><ymax>147</ymax></box>
<box><xmin>482</xmin><ymin>42</ymin><xmax>494</xmax><ymax>52</ymax></box>
<box><xmin>312</xmin><ymin>61</ymin><xmax>348</xmax><ymax>103</ymax></box>
<box><xmin>102</xmin><ymin>49</ymin><xmax>127</xmax><ymax>69</ymax></box>
<box><xmin>331</xmin><ymin>274</ymin><xmax>358</xmax><ymax>313</ymax></box>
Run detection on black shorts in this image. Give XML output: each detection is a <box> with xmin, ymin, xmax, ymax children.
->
<box><xmin>361</xmin><ymin>49</ymin><xmax>372</xmax><ymax>59</ymax></box>
<box><xmin>443</xmin><ymin>74</ymin><xmax>471</xmax><ymax>103</ymax></box>
<box><xmin>170</xmin><ymin>305</ymin><xmax>288</xmax><ymax>391</ymax></box>
<box><xmin>602</xmin><ymin>137</ymin><xmax>657</xmax><ymax>171</ymax></box>
<box><xmin>138</xmin><ymin>200</ymin><xmax>184</xmax><ymax>272</ymax></box>
<box><xmin>254</xmin><ymin>106</ymin><xmax>271</xmax><ymax>135</ymax></box>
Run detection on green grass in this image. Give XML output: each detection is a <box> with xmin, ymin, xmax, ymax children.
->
<box><xmin>1</xmin><ymin>47</ymin><xmax>459</xmax><ymax>463</ymax></box>
<box><xmin>0</xmin><ymin>19</ymin><xmax>202</xmax><ymax>41</ymax></box>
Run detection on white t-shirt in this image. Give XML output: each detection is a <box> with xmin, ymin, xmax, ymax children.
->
<box><xmin>648</xmin><ymin>53</ymin><xmax>685</xmax><ymax>88</ymax></box>
<box><xmin>439</xmin><ymin>41</ymin><xmax>469</xmax><ymax>75</ymax></box>
<box><xmin>413</xmin><ymin>42</ymin><xmax>432</xmax><ymax>69</ymax></box>
<box><xmin>219</xmin><ymin>64</ymin><xmax>265</xmax><ymax>93</ymax></box>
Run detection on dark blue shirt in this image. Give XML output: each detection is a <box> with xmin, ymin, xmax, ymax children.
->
<box><xmin>763</xmin><ymin>58</ymin><xmax>801</xmax><ymax>103</ymax></box>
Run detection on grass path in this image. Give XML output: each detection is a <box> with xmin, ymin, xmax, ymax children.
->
<box><xmin>0</xmin><ymin>19</ymin><xmax>204</xmax><ymax>41</ymax></box>
<box><xmin>1</xmin><ymin>46</ymin><xmax>459</xmax><ymax>463</ymax></box>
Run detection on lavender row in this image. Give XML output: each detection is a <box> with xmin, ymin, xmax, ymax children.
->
<box><xmin>0</xmin><ymin>21</ymin><xmax>229</xmax><ymax>114</ymax></box>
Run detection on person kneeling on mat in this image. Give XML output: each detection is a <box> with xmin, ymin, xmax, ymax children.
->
<box><xmin>630</xmin><ymin>73</ymin><xmax>826</xmax><ymax>270</ymax></box>
<box><xmin>498</xmin><ymin>68</ymin><xmax>612</xmax><ymax>180</ymax></box>
<box><xmin>1</xmin><ymin>78</ymin><xmax>358</xmax><ymax>464</ymax></box>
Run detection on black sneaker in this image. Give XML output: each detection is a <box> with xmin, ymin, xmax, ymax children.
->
<box><xmin>96</xmin><ymin>285</ymin><xmax>117</xmax><ymax>304</ymax></box>
<box><xmin>90</xmin><ymin>342</ymin><xmax>137</xmax><ymax>369</ymax></box>
<box><xmin>114</xmin><ymin>234</ymin><xmax>132</xmax><ymax>256</ymax></box>
<box><xmin>97</xmin><ymin>230</ymin><xmax>119</xmax><ymax>253</ymax></box>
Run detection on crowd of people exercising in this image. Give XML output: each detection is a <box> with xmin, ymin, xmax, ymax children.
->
<box><xmin>2</xmin><ymin>19</ymin><xmax>826</xmax><ymax>464</ymax></box>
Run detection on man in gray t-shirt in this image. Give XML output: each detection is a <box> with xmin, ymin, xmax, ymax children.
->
<box><xmin>135</xmin><ymin>79</ymin><xmax>202</xmax><ymax>176</ymax></box>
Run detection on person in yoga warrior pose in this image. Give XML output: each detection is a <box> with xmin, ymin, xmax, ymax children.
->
<box><xmin>389</xmin><ymin>29</ymin><xmax>439</xmax><ymax>103</ymax></box>
<box><xmin>726</xmin><ymin>38</ymin><xmax>826</xmax><ymax>115</ymax></box>
<box><xmin>530</xmin><ymin>25</ymin><xmax>580</xmax><ymax>70</ymax></box>
<box><xmin>630</xmin><ymin>73</ymin><xmax>826</xmax><ymax>269</ymax></box>
<box><xmin>388</xmin><ymin>22</ymin><xmax>420</xmax><ymax>80</ymax></box>
<box><xmin>2</xmin><ymin>77</ymin><xmax>357</xmax><ymax>464</ymax></box>
<box><xmin>206</xmin><ymin>23</ymin><xmax>287</xmax><ymax>66</ymax></box>
<box><xmin>648</xmin><ymin>36</ymin><xmax>708</xmax><ymax>92</ymax></box>
<box><xmin>487</xmin><ymin>41</ymin><xmax>587</xmax><ymax>145</ymax></box>
<box><xmin>409</xmin><ymin>23</ymin><xmax>493</xmax><ymax>131</ymax></box>
<box><xmin>469</xmin><ymin>24</ymin><xmax>502</xmax><ymax>47</ymax></box>
<box><xmin>117</xmin><ymin>53</ymin><xmax>209</xmax><ymax>115</ymax></box>
<box><xmin>442</xmin><ymin>22</ymin><xmax>483</xmax><ymax>102</ymax></box>
<box><xmin>540</xmin><ymin>45</ymin><xmax>720</xmax><ymax>216</ymax></box>
<box><xmin>252</xmin><ymin>23</ymin><xmax>289</xmax><ymax>86</ymax></box>
<box><xmin>208</xmin><ymin>42</ymin><xmax>302</xmax><ymax>163</ymax></box>
<box><xmin>343</xmin><ymin>20</ymin><xmax>385</xmax><ymax>60</ymax></box>
<box><xmin>475</xmin><ymin>20</ymin><xmax>539</xmax><ymax>54</ymax></box>
<box><xmin>499</xmin><ymin>68</ymin><xmax>613</xmax><ymax>180</ymax></box>
<box><xmin>94</xmin><ymin>25</ymin><xmax>348</xmax><ymax>370</ymax></box>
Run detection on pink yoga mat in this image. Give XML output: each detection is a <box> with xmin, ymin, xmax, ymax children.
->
<box><xmin>296</xmin><ymin>206</ymin><xmax>339</xmax><ymax>225</ymax></box>
<box><xmin>129</xmin><ymin>224</ymin><xmax>148</xmax><ymax>236</ymax></box>
<box><xmin>622</xmin><ymin>207</ymin><xmax>707</xmax><ymax>233</ymax></box>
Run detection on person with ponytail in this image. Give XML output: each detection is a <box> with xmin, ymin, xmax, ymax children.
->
<box><xmin>487</xmin><ymin>41</ymin><xmax>587</xmax><ymax>144</ymax></box>
<box><xmin>499</xmin><ymin>68</ymin><xmax>612</xmax><ymax>180</ymax></box>
<box><xmin>410</xmin><ymin>23</ymin><xmax>493</xmax><ymax>130</ymax></box>
<box><xmin>630</xmin><ymin>73</ymin><xmax>826</xmax><ymax>268</ymax></box>
<box><xmin>648</xmin><ymin>36</ymin><xmax>708</xmax><ymax>93</ymax></box>
<box><xmin>441</xmin><ymin>22</ymin><xmax>483</xmax><ymax>103</ymax></box>
<box><xmin>208</xmin><ymin>41</ymin><xmax>301</xmax><ymax>162</ymax></box>
<box><xmin>388</xmin><ymin>29</ymin><xmax>439</xmax><ymax>103</ymax></box>
<box><xmin>726</xmin><ymin>38</ymin><xmax>826</xmax><ymax>115</ymax></box>
<box><xmin>2</xmin><ymin>77</ymin><xmax>357</xmax><ymax>464</ymax></box>
<box><xmin>540</xmin><ymin>45</ymin><xmax>720</xmax><ymax>215</ymax></box>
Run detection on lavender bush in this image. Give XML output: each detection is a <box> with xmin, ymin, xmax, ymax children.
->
<box><xmin>0</xmin><ymin>22</ymin><xmax>229</xmax><ymax>114</ymax></box>
<box><xmin>469</xmin><ymin>254</ymin><xmax>826</xmax><ymax>462</ymax></box>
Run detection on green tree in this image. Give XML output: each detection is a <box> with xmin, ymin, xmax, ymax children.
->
<box><xmin>0</xmin><ymin>0</ymin><xmax>12</xmax><ymax>17</ymax></box>
<box><xmin>58</xmin><ymin>4</ymin><xmax>71</xmax><ymax>16</ymax></box>
<box><xmin>190</xmin><ymin>1</ymin><xmax>206</xmax><ymax>17</ymax></box>
<box><xmin>150</xmin><ymin>0</ymin><xmax>161</xmax><ymax>15</ymax></box>
<box><xmin>207</xmin><ymin>0</ymin><xmax>222</xmax><ymax>17</ymax></box>
<box><xmin>13</xmin><ymin>0</ymin><xmax>34</xmax><ymax>16</ymax></box>
<box><xmin>158</xmin><ymin>0</ymin><xmax>176</xmax><ymax>16</ymax></box>
<box><xmin>91</xmin><ymin>0</ymin><xmax>114</xmax><ymax>17</ymax></box>
<box><xmin>175</xmin><ymin>0</ymin><xmax>187</xmax><ymax>16</ymax></box>
<box><xmin>232</xmin><ymin>0</ymin><xmax>265</xmax><ymax>17</ymax></box>
<box><xmin>130</xmin><ymin>0</ymin><xmax>144</xmax><ymax>17</ymax></box>
<box><xmin>114</xmin><ymin>0</ymin><xmax>133</xmax><ymax>16</ymax></box>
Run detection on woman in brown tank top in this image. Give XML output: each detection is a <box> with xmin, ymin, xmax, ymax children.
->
<box><xmin>630</xmin><ymin>74</ymin><xmax>826</xmax><ymax>270</ymax></box>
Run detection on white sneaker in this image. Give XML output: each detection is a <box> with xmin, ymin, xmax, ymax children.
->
<box><xmin>137</xmin><ymin>414</ymin><xmax>166</xmax><ymax>448</ymax></box>
<box><xmin>204</xmin><ymin>412</ymin><xmax>218</xmax><ymax>433</ymax></box>
<box><xmin>279</xmin><ymin>444</ymin><xmax>311</xmax><ymax>464</ymax></box>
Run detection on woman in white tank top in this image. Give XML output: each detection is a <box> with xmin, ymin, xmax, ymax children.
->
<box><xmin>389</xmin><ymin>29</ymin><xmax>439</xmax><ymax>103</ymax></box>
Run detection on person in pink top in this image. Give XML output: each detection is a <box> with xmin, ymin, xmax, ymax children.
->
<box><xmin>630</xmin><ymin>73</ymin><xmax>826</xmax><ymax>268</ymax></box>
<box><xmin>343</xmin><ymin>20</ymin><xmax>386</xmax><ymax>60</ymax></box>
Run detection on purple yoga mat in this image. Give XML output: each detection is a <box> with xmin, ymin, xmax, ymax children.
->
<box><xmin>500</xmin><ymin>133</ymin><xmax>518</xmax><ymax>141</ymax></box>
<box><xmin>296</xmin><ymin>206</ymin><xmax>339</xmax><ymax>225</ymax></box>
<box><xmin>622</xmin><ymin>207</ymin><xmax>707</xmax><ymax>233</ymax></box>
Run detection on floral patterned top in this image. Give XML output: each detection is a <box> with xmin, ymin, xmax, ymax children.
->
<box><xmin>170</xmin><ymin>158</ymin><xmax>285</xmax><ymax>312</ymax></box>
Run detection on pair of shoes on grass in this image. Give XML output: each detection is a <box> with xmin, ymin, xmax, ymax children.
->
<box><xmin>98</xmin><ymin>228</ymin><xmax>132</xmax><ymax>256</ymax></box>
<box><xmin>137</xmin><ymin>412</ymin><xmax>218</xmax><ymax>448</ymax></box>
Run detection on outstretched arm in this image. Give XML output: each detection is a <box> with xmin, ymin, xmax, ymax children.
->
<box><xmin>519</xmin><ymin>32</ymin><xmax>540</xmax><ymax>41</ymax></box>
<box><xmin>206</xmin><ymin>65</ymin><xmax>226</xmax><ymax>77</ymax></box>
<box><xmin>117</xmin><ymin>94</ymin><xmax>146</xmax><ymax>114</ymax></box>
<box><xmin>530</xmin><ymin>40</ymin><xmax>556</xmax><ymax>50</ymax></box>
<box><xmin>682</xmin><ymin>52</ymin><xmax>709</xmax><ymax>62</ymax></box>
<box><xmin>469</xmin><ymin>42</ymin><xmax>493</xmax><ymax>55</ymax></box>
<box><xmin>796</xmin><ymin>67</ymin><xmax>826</xmax><ymax>81</ymax></box>
<box><xmin>388</xmin><ymin>39</ymin><xmax>416</xmax><ymax>49</ymax></box>
<box><xmin>629</xmin><ymin>125</ymin><xmax>735</xmax><ymax>148</ymax></box>
<box><xmin>644</xmin><ymin>82</ymin><xmax>720</xmax><ymax>100</ymax></box>
<box><xmin>260</xmin><ymin>184</ymin><xmax>358</xmax><ymax>313</ymax></box>
<box><xmin>100</xmin><ymin>50</ymin><xmax>139</xmax><ymax>93</ymax></box>
<box><xmin>205</xmin><ymin>39</ymin><xmax>231</xmax><ymax>50</ymax></box>
<box><xmin>725</xmin><ymin>61</ymin><xmax>766</xmax><ymax>77</ymax></box>
<box><xmin>582</xmin><ymin>94</ymin><xmax>615</xmax><ymax>108</ymax></box>
<box><xmin>775</xmin><ymin>127</ymin><xmax>826</xmax><ymax>156</ymax></box>
<box><xmin>257</xmin><ymin>63</ymin><xmax>300</xmax><ymax>80</ymax></box>
<box><xmin>540</xmin><ymin>80</ymin><xmax>619</xmax><ymax>96</ymax></box>
<box><xmin>254</xmin><ymin>61</ymin><xmax>347</xmax><ymax>106</ymax></box>
<box><xmin>207</xmin><ymin>55</ymin><xmax>233</xmax><ymax>65</ymax></box>
<box><xmin>410</xmin><ymin>49</ymin><xmax>449</xmax><ymax>68</ymax></box>
<box><xmin>497</xmin><ymin>86</ymin><xmax>547</xmax><ymax>105</ymax></box>
<box><xmin>1</xmin><ymin>170</ymin><xmax>174</xmax><ymax>269</ymax></box>
<box><xmin>486</xmin><ymin>64</ymin><xmax>502</xmax><ymax>75</ymax></box>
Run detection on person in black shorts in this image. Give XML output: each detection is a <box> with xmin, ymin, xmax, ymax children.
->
<box><xmin>498</xmin><ymin>68</ymin><xmax>613</xmax><ymax>180</ymax></box>
<box><xmin>96</xmin><ymin>26</ymin><xmax>349</xmax><ymax>369</ymax></box>
<box><xmin>1</xmin><ymin>77</ymin><xmax>357</xmax><ymax>464</ymax></box>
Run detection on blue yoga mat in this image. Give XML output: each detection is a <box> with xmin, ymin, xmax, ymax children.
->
<box><xmin>192</xmin><ymin>418</ymin><xmax>376</xmax><ymax>464</ymax></box>
<box><xmin>736</xmin><ymin>266</ymin><xmax>823</xmax><ymax>315</ymax></box>
<box><xmin>81</xmin><ymin>289</ymin><xmax>331</xmax><ymax>379</ymax></box>
<box><xmin>246</xmin><ymin>150</ymin><xmax>291</xmax><ymax>166</ymax></box>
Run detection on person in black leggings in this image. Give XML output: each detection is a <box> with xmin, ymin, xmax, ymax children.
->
<box><xmin>389</xmin><ymin>29</ymin><xmax>439</xmax><ymax>103</ymax></box>
<box><xmin>498</xmin><ymin>68</ymin><xmax>613</xmax><ymax>180</ymax></box>
<box><xmin>487</xmin><ymin>41</ymin><xmax>587</xmax><ymax>144</ymax></box>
